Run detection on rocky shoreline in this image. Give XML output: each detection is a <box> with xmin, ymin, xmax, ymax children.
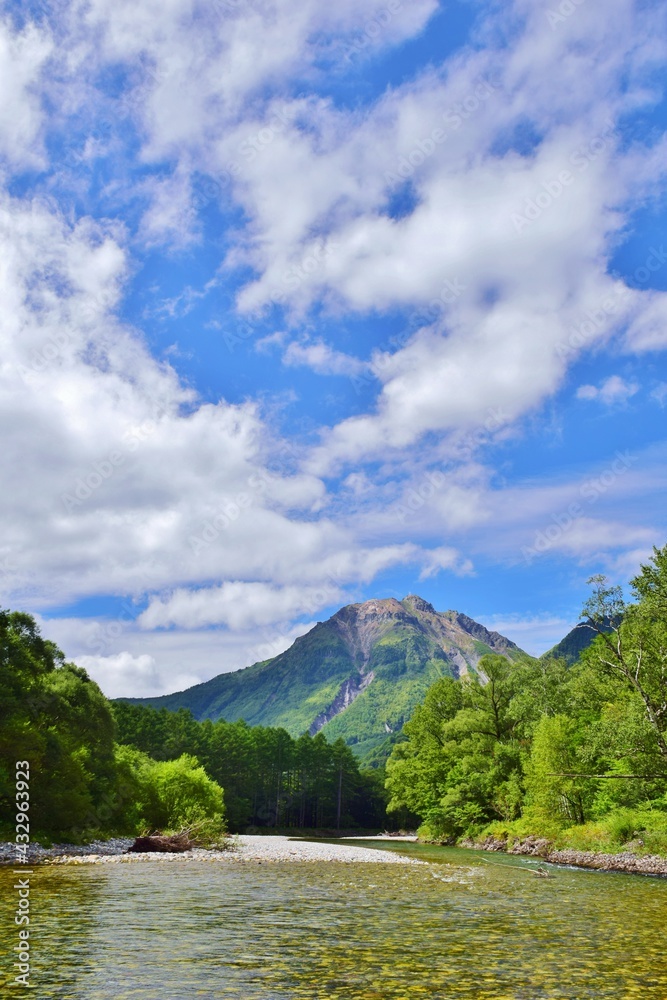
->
<box><xmin>463</xmin><ymin>835</ymin><xmax>667</xmax><ymax>876</ymax></box>
<box><xmin>0</xmin><ymin>835</ymin><xmax>424</xmax><ymax>866</ymax></box>
<box><xmin>4</xmin><ymin>832</ymin><xmax>665</xmax><ymax>875</ymax></box>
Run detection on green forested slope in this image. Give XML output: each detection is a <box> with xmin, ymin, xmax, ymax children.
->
<box><xmin>541</xmin><ymin>618</ymin><xmax>612</xmax><ymax>665</ymax></box>
<box><xmin>126</xmin><ymin>596</ymin><xmax>526</xmax><ymax>759</ymax></box>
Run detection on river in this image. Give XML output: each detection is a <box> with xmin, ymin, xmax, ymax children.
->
<box><xmin>1</xmin><ymin>841</ymin><xmax>666</xmax><ymax>998</ymax></box>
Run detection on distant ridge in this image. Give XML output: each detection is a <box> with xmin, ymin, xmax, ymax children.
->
<box><xmin>124</xmin><ymin>595</ymin><xmax>526</xmax><ymax>760</ymax></box>
<box><xmin>541</xmin><ymin>618</ymin><xmax>612</xmax><ymax>665</ymax></box>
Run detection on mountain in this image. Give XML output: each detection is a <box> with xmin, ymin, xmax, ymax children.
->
<box><xmin>125</xmin><ymin>595</ymin><xmax>526</xmax><ymax>760</ymax></box>
<box><xmin>541</xmin><ymin>618</ymin><xmax>612</xmax><ymax>665</ymax></box>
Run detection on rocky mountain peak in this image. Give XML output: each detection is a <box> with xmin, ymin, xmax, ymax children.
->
<box><xmin>401</xmin><ymin>594</ymin><xmax>436</xmax><ymax>615</ymax></box>
<box><xmin>133</xmin><ymin>593</ymin><xmax>526</xmax><ymax>760</ymax></box>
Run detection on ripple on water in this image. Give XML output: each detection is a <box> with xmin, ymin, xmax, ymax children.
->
<box><xmin>1</xmin><ymin>851</ymin><xmax>667</xmax><ymax>999</ymax></box>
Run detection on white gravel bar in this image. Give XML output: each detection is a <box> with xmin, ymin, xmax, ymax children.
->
<box><xmin>231</xmin><ymin>835</ymin><xmax>423</xmax><ymax>864</ymax></box>
<box><xmin>0</xmin><ymin>835</ymin><xmax>424</xmax><ymax>866</ymax></box>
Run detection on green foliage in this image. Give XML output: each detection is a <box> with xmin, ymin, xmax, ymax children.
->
<box><xmin>386</xmin><ymin>545</ymin><xmax>667</xmax><ymax>854</ymax></box>
<box><xmin>0</xmin><ymin>611</ymin><xmax>228</xmax><ymax>841</ymax></box>
<box><xmin>128</xmin><ymin>751</ymin><xmax>225</xmax><ymax>833</ymax></box>
<box><xmin>386</xmin><ymin>665</ymin><xmax>526</xmax><ymax>841</ymax></box>
<box><xmin>114</xmin><ymin>701</ymin><xmax>388</xmax><ymax>831</ymax></box>
<box><xmin>523</xmin><ymin>715</ymin><xmax>589</xmax><ymax>826</ymax></box>
<box><xmin>0</xmin><ymin>610</ymin><xmax>119</xmax><ymax>838</ymax></box>
<box><xmin>582</xmin><ymin>549</ymin><xmax>667</xmax><ymax>758</ymax></box>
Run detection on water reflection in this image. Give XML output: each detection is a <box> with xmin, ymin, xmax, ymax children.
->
<box><xmin>1</xmin><ymin>847</ymin><xmax>666</xmax><ymax>999</ymax></box>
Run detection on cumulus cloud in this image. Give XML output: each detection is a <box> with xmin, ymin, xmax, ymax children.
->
<box><xmin>75</xmin><ymin>651</ymin><xmax>164</xmax><ymax>700</ymax></box>
<box><xmin>0</xmin><ymin>191</ymin><xmax>379</xmax><ymax>614</ymax></box>
<box><xmin>210</xmin><ymin>0</ymin><xmax>666</xmax><ymax>472</ymax></box>
<box><xmin>38</xmin><ymin>610</ymin><xmax>320</xmax><ymax>696</ymax></box>
<box><xmin>138</xmin><ymin>581</ymin><xmax>344</xmax><ymax>631</ymax></box>
<box><xmin>577</xmin><ymin>375</ymin><xmax>639</xmax><ymax>405</ymax></box>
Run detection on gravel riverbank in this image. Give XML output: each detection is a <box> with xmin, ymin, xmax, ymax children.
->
<box><xmin>465</xmin><ymin>836</ymin><xmax>667</xmax><ymax>876</ymax></box>
<box><xmin>0</xmin><ymin>835</ymin><xmax>424</xmax><ymax>866</ymax></box>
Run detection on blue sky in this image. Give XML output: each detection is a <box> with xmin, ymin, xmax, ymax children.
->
<box><xmin>1</xmin><ymin>0</ymin><xmax>666</xmax><ymax>696</ymax></box>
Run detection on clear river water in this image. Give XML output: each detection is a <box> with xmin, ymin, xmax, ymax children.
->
<box><xmin>1</xmin><ymin>840</ymin><xmax>666</xmax><ymax>999</ymax></box>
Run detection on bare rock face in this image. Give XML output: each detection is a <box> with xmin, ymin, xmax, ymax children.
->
<box><xmin>329</xmin><ymin>594</ymin><xmax>521</xmax><ymax>680</ymax></box>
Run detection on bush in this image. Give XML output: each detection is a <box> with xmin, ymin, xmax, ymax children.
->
<box><xmin>124</xmin><ymin>750</ymin><xmax>226</xmax><ymax>835</ymax></box>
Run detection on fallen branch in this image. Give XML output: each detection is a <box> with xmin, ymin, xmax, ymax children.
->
<box><xmin>480</xmin><ymin>856</ymin><xmax>553</xmax><ymax>878</ymax></box>
<box><xmin>127</xmin><ymin>831</ymin><xmax>194</xmax><ymax>853</ymax></box>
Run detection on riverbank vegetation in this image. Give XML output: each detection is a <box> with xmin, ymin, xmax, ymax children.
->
<box><xmin>0</xmin><ymin>609</ymin><xmax>387</xmax><ymax>841</ymax></box>
<box><xmin>386</xmin><ymin>545</ymin><xmax>667</xmax><ymax>856</ymax></box>
<box><xmin>0</xmin><ymin>609</ymin><xmax>228</xmax><ymax>842</ymax></box>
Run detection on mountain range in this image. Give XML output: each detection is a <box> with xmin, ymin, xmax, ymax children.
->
<box><xmin>125</xmin><ymin>595</ymin><xmax>527</xmax><ymax>760</ymax></box>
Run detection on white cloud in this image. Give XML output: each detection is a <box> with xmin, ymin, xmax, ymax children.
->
<box><xmin>0</xmin><ymin>18</ymin><xmax>52</xmax><ymax>167</ymax></box>
<box><xmin>75</xmin><ymin>651</ymin><xmax>166</xmax><ymax>700</ymax></box>
<box><xmin>77</xmin><ymin>0</ymin><xmax>438</xmax><ymax>163</ymax></box>
<box><xmin>418</xmin><ymin>547</ymin><xmax>474</xmax><ymax>580</ymax></box>
<box><xmin>208</xmin><ymin>0</ymin><xmax>666</xmax><ymax>472</ymax></box>
<box><xmin>283</xmin><ymin>340</ymin><xmax>368</xmax><ymax>377</ymax></box>
<box><xmin>138</xmin><ymin>581</ymin><xmax>344</xmax><ymax>630</ymax></box>
<box><xmin>479</xmin><ymin>614</ymin><xmax>575</xmax><ymax>658</ymax></box>
<box><xmin>0</xmin><ymin>191</ymin><xmax>393</xmax><ymax>614</ymax></box>
<box><xmin>577</xmin><ymin>375</ymin><xmax>639</xmax><ymax>405</ymax></box>
<box><xmin>651</xmin><ymin>382</ymin><xmax>667</xmax><ymax>406</ymax></box>
<box><xmin>42</xmin><ymin>612</ymin><xmax>320</xmax><ymax>697</ymax></box>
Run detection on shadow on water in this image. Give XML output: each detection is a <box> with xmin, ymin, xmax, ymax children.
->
<box><xmin>2</xmin><ymin>844</ymin><xmax>667</xmax><ymax>999</ymax></box>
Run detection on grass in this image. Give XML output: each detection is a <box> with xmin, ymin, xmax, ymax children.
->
<box><xmin>478</xmin><ymin>806</ymin><xmax>667</xmax><ymax>857</ymax></box>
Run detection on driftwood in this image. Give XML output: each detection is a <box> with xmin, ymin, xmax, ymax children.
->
<box><xmin>480</xmin><ymin>856</ymin><xmax>554</xmax><ymax>878</ymax></box>
<box><xmin>127</xmin><ymin>831</ymin><xmax>194</xmax><ymax>853</ymax></box>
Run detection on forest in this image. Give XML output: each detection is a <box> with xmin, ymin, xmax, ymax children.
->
<box><xmin>0</xmin><ymin>612</ymin><xmax>388</xmax><ymax>840</ymax></box>
<box><xmin>112</xmin><ymin>703</ymin><xmax>389</xmax><ymax>832</ymax></box>
<box><xmin>386</xmin><ymin>545</ymin><xmax>667</xmax><ymax>854</ymax></box>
